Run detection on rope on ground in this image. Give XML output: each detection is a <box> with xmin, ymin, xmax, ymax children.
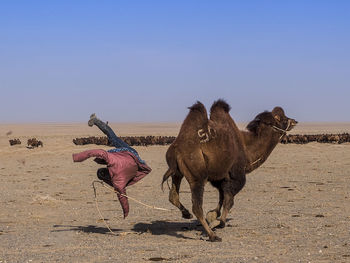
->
<box><xmin>92</xmin><ymin>180</ymin><xmax>171</xmax><ymax>211</ymax></box>
<box><xmin>92</xmin><ymin>181</ymin><xmax>118</xmax><ymax>235</ymax></box>
<box><xmin>91</xmin><ymin>180</ymin><xmax>171</xmax><ymax>235</ymax></box>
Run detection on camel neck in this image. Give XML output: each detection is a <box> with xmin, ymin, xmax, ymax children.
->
<box><xmin>241</xmin><ymin>130</ymin><xmax>281</xmax><ymax>173</ymax></box>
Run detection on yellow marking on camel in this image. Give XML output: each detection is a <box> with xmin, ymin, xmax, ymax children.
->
<box><xmin>197</xmin><ymin>125</ymin><xmax>216</xmax><ymax>143</ymax></box>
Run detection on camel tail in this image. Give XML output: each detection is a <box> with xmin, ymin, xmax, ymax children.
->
<box><xmin>161</xmin><ymin>168</ymin><xmax>175</xmax><ymax>191</ymax></box>
<box><xmin>161</xmin><ymin>145</ymin><xmax>178</xmax><ymax>191</ymax></box>
<box><xmin>210</xmin><ymin>99</ymin><xmax>231</xmax><ymax>113</ymax></box>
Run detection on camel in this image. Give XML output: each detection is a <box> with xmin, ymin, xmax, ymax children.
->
<box><xmin>9</xmin><ymin>138</ymin><xmax>21</xmax><ymax>146</ymax></box>
<box><xmin>27</xmin><ymin>138</ymin><xmax>43</xmax><ymax>148</ymax></box>
<box><xmin>161</xmin><ymin>99</ymin><xmax>297</xmax><ymax>242</ymax></box>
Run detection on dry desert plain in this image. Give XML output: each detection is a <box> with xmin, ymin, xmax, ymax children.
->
<box><xmin>0</xmin><ymin>122</ymin><xmax>350</xmax><ymax>262</ymax></box>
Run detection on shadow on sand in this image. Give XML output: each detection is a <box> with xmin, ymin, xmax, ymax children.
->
<box><xmin>51</xmin><ymin>220</ymin><xmax>206</xmax><ymax>240</ymax></box>
<box><xmin>51</xmin><ymin>219</ymin><xmax>229</xmax><ymax>240</ymax></box>
<box><xmin>51</xmin><ymin>224</ymin><xmax>122</xmax><ymax>235</ymax></box>
<box><xmin>131</xmin><ymin>220</ymin><xmax>206</xmax><ymax>240</ymax></box>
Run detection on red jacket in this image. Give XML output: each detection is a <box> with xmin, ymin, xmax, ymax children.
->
<box><xmin>72</xmin><ymin>149</ymin><xmax>152</xmax><ymax>218</ymax></box>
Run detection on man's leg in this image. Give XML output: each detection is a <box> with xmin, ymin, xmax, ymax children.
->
<box><xmin>88</xmin><ymin>114</ymin><xmax>130</xmax><ymax>149</ymax></box>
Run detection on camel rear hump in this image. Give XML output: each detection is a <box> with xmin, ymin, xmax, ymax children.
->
<box><xmin>210</xmin><ymin>99</ymin><xmax>231</xmax><ymax>114</ymax></box>
<box><xmin>209</xmin><ymin>99</ymin><xmax>233</xmax><ymax>122</ymax></box>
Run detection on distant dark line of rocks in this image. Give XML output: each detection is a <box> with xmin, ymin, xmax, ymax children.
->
<box><xmin>8</xmin><ymin>134</ymin><xmax>350</xmax><ymax>147</ymax></box>
<box><xmin>72</xmin><ymin>136</ymin><xmax>177</xmax><ymax>146</ymax></box>
<box><xmin>72</xmin><ymin>133</ymin><xmax>350</xmax><ymax>146</ymax></box>
<box><xmin>280</xmin><ymin>133</ymin><xmax>350</xmax><ymax>144</ymax></box>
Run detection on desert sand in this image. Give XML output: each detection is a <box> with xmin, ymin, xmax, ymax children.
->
<box><xmin>0</xmin><ymin>122</ymin><xmax>349</xmax><ymax>262</ymax></box>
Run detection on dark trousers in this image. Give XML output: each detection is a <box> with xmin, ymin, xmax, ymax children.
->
<box><xmin>93</xmin><ymin>118</ymin><xmax>137</xmax><ymax>152</ymax></box>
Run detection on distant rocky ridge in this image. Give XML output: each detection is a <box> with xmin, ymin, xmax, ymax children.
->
<box><xmin>280</xmin><ymin>133</ymin><xmax>350</xmax><ymax>144</ymax></box>
<box><xmin>73</xmin><ymin>133</ymin><xmax>350</xmax><ymax>146</ymax></box>
<box><xmin>73</xmin><ymin>136</ymin><xmax>176</xmax><ymax>146</ymax></box>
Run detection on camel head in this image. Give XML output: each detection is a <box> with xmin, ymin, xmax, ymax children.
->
<box><xmin>247</xmin><ymin>107</ymin><xmax>297</xmax><ymax>136</ymax></box>
<box><xmin>271</xmin><ymin>107</ymin><xmax>298</xmax><ymax>132</ymax></box>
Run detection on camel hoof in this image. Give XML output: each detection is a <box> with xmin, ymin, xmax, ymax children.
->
<box><xmin>218</xmin><ymin>220</ymin><xmax>226</xmax><ymax>228</ymax></box>
<box><xmin>209</xmin><ymin>235</ymin><xmax>222</xmax><ymax>242</ymax></box>
<box><xmin>209</xmin><ymin>219</ymin><xmax>221</xmax><ymax>229</ymax></box>
<box><xmin>182</xmin><ymin>210</ymin><xmax>193</xmax><ymax>219</ymax></box>
<box><xmin>206</xmin><ymin>210</ymin><xmax>218</xmax><ymax>224</ymax></box>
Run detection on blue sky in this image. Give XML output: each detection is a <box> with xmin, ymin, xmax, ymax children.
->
<box><xmin>1</xmin><ymin>1</ymin><xmax>349</xmax><ymax>123</ymax></box>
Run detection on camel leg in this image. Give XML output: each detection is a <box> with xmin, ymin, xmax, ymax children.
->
<box><xmin>217</xmin><ymin>173</ymin><xmax>246</xmax><ymax>228</ymax></box>
<box><xmin>214</xmin><ymin>187</ymin><xmax>224</xmax><ymax>217</ymax></box>
<box><xmin>190</xmin><ymin>181</ymin><xmax>222</xmax><ymax>242</ymax></box>
<box><xmin>216</xmin><ymin>187</ymin><xmax>234</xmax><ymax>228</ymax></box>
<box><xmin>207</xmin><ymin>180</ymin><xmax>224</xmax><ymax>224</ymax></box>
<box><xmin>169</xmin><ymin>172</ymin><xmax>192</xmax><ymax>219</ymax></box>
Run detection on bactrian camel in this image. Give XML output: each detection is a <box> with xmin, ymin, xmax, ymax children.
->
<box><xmin>162</xmin><ymin>99</ymin><xmax>297</xmax><ymax>242</ymax></box>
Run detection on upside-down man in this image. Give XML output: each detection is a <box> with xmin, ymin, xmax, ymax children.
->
<box><xmin>72</xmin><ymin>114</ymin><xmax>152</xmax><ymax>218</ymax></box>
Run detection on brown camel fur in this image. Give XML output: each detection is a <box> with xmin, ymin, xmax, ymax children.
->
<box><xmin>161</xmin><ymin>99</ymin><xmax>297</xmax><ymax>242</ymax></box>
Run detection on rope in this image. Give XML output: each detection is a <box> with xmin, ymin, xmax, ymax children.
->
<box><xmin>272</xmin><ymin>119</ymin><xmax>291</xmax><ymax>140</ymax></box>
<box><xmin>92</xmin><ymin>180</ymin><xmax>171</xmax><ymax>211</ymax></box>
<box><xmin>91</xmin><ymin>180</ymin><xmax>171</xmax><ymax>235</ymax></box>
<box><xmin>250</xmin><ymin>157</ymin><xmax>262</xmax><ymax>166</ymax></box>
<box><xmin>92</xmin><ymin>181</ymin><xmax>118</xmax><ymax>235</ymax></box>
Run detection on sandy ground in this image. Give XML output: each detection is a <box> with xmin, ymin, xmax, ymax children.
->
<box><xmin>0</xmin><ymin>122</ymin><xmax>349</xmax><ymax>263</ymax></box>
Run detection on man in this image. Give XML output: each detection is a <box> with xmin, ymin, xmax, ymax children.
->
<box><xmin>72</xmin><ymin>114</ymin><xmax>152</xmax><ymax>218</ymax></box>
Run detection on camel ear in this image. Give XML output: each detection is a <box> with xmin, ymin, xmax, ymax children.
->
<box><xmin>274</xmin><ymin>115</ymin><xmax>280</xmax><ymax>122</ymax></box>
